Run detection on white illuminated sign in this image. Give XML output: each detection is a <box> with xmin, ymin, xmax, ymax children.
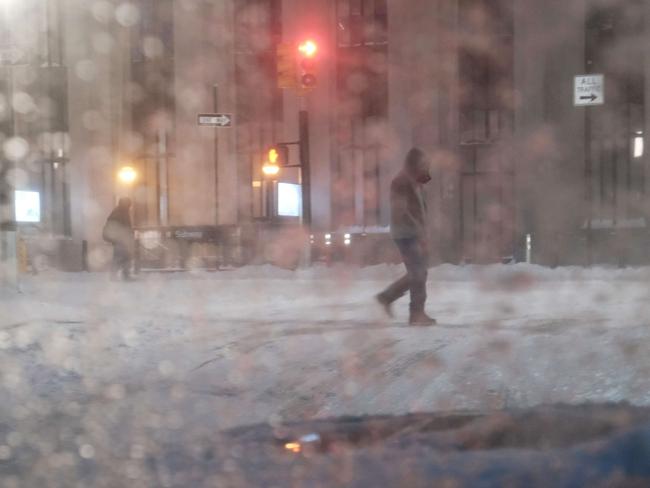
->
<box><xmin>574</xmin><ymin>74</ymin><xmax>604</xmax><ymax>106</ymax></box>
<box><xmin>633</xmin><ymin>136</ymin><xmax>644</xmax><ymax>158</ymax></box>
<box><xmin>277</xmin><ymin>183</ymin><xmax>302</xmax><ymax>217</ymax></box>
<box><xmin>15</xmin><ymin>191</ymin><xmax>41</xmax><ymax>223</ymax></box>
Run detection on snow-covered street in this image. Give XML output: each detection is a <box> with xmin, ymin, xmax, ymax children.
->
<box><xmin>3</xmin><ymin>264</ymin><xmax>650</xmax><ymax>485</ymax></box>
<box><xmin>4</xmin><ymin>264</ymin><xmax>650</xmax><ymax>433</ymax></box>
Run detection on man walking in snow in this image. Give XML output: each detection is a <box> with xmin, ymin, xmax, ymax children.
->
<box><xmin>376</xmin><ymin>148</ymin><xmax>436</xmax><ymax>325</ymax></box>
<box><xmin>103</xmin><ymin>197</ymin><xmax>135</xmax><ymax>281</ymax></box>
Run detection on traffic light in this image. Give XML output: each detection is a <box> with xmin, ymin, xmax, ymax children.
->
<box><xmin>276</xmin><ymin>43</ymin><xmax>297</xmax><ymax>89</ymax></box>
<box><xmin>269</xmin><ymin>145</ymin><xmax>288</xmax><ymax>165</ymax></box>
<box><xmin>262</xmin><ymin>145</ymin><xmax>287</xmax><ymax>177</ymax></box>
<box><xmin>297</xmin><ymin>39</ymin><xmax>318</xmax><ymax>89</ymax></box>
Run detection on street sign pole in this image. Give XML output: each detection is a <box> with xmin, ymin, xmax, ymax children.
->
<box><xmin>575</xmin><ymin>74</ymin><xmax>603</xmax><ymax>265</ymax></box>
<box><xmin>197</xmin><ymin>106</ymin><xmax>232</xmax><ymax>226</ymax></box>
<box><xmin>213</xmin><ymin>85</ymin><xmax>220</xmax><ymax>225</ymax></box>
<box><xmin>585</xmin><ymin>103</ymin><xmax>593</xmax><ymax>266</ymax></box>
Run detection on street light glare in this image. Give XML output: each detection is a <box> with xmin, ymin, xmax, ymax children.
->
<box><xmin>262</xmin><ymin>163</ymin><xmax>280</xmax><ymax>177</ymax></box>
<box><xmin>298</xmin><ymin>40</ymin><xmax>318</xmax><ymax>57</ymax></box>
<box><xmin>118</xmin><ymin>166</ymin><xmax>137</xmax><ymax>185</ymax></box>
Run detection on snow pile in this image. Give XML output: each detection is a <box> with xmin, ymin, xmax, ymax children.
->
<box><xmin>219</xmin><ymin>262</ymin><xmax>650</xmax><ymax>283</ymax></box>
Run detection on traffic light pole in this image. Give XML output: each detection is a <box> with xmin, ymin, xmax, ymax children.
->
<box><xmin>265</xmin><ymin>179</ymin><xmax>275</xmax><ymax>219</ymax></box>
<box><xmin>299</xmin><ymin>109</ymin><xmax>311</xmax><ymax>229</ymax></box>
<box><xmin>281</xmin><ymin>109</ymin><xmax>311</xmax><ymax>227</ymax></box>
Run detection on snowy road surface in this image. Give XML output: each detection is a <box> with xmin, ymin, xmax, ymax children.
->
<box><xmin>2</xmin><ymin>264</ymin><xmax>650</xmax><ymax>472</ymax></box>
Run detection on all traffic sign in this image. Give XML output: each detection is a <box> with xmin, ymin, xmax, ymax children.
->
<box><xmin>198</xmin><ymin>113</ymin><xmax>233</xmax><ymax>127</ymax></box>
<box><xmin>574</xmin><ymin>74</ymin><xmax>604</xmax><ymax>106</ymax></box>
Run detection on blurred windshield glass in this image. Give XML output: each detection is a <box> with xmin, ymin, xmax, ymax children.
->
<box><xmin>1</xmin><ymin>1</ymin><xmax>649</xmax><ymax>486</ymax></box>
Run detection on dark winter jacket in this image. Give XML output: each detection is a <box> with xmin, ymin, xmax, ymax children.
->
<box><xmin>389</xmin><ymin>171</ymin><xmax>427</xmax><ymax>239</ymax></box>
<box><xmin>389</xmin><ymin>149</ymin><xmax>430</xmax><ymax>240</ymax></box>
<box><xmin>103</xmin><ymin>202</ymin><xmax>134</xmax><ymax>249</ymax></box>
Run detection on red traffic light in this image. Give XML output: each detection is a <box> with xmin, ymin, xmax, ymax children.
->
<box><xmin>298</xmin><ymin>40</ymin><xmax>318</xmax><ymax>58</ymax></box>
<box><xmin>297</xmin><ymin>39</ymin><xmax>318</xmax><ymax>89</ymax></box>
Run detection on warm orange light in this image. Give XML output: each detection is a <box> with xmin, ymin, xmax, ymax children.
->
<box><xmin>284</xmin><ymin>442</ymin><xmax>301</xmax><ymax>453</ymax></box>
<box><xmin>262</xmin><ymin>163</ymin><xmax>280</xmax><ymax>177</ymax></box>
<box><xmin>268</xmin><ymin>148</ymin><xmax>279</xmax><ymax>164</ymax></box>
<box><xmin>117</xmin><ymin>166</ymin><xmax>137</xmax><ymax>185</ymax></box>
<box><xmin>298</xmin><ymin>40</ymin><xmax>318</xmax><ymax>58</ymax></box>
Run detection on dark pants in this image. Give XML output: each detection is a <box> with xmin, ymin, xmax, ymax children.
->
<box><xmin>379</xmin><ymin>238</ymin><xmax>428</xmax><ymax>313</ymax></box>
<box><xmin>112</xmin><ymin>242</ymin><xmax>132</xmax><ymax>278</ymax></box>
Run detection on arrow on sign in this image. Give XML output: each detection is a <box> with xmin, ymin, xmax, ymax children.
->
<box><xmin>198</xmin><ymin>113</ymin><xmax>233</xmax><ymax>127</ymax></box>
<box><xmin>214</xmin><ymin>115</ymin><xmax>230</xmax><ymax>126</ymax></box>
<box><xmin>580</xmin><ymin>94</ymin><xmax>598</xmax><ymax>102</ymax></box>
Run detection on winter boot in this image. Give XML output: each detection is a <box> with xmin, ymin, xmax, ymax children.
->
<box><xmin>121</xmin><ymin>270</ymin><xmax>136</xmax><ymax>282</ymax></box>
<box><xmin>409</xmin><ymin>310</ymin><xmax>436</xmax><ymax>326</ymax></box>
<box><xmin>375</xmin><ymin>294</ymin><xmax>394</xmax><ymax>318</ymax></box>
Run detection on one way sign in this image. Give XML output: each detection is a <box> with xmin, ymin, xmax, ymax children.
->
<box><xmin>198</xmin><ymin>113</ymin><xmax>233</xmax><ymax>127</ymax></box>
<box><xmin>574</xmin><ymin>74</ymin><xmax>604</xmax><ymax>106</ymax></box>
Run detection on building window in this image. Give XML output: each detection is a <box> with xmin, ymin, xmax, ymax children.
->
<box><xmin>131</xmin><ymin>0</ymin><xmax>174</xmax><ymax>63</ymax></box>
<box><xmin>334</xmin><ymin>0</ymin><xmax>388</xmax><ymax>229</ymax></box>
<box><xmin>585</xmin><ymin>0</ymin><xmax>646</xmax><ymax>220</ymax></box>
<box><xmin>458</xmin><ymin>0</ymin><xmax>514</xmax><ymax>145</ymax></box>
<box><xmin>129</xmin><ymin>0</ymin><xmax>175</xmax><ymax>226</ymax></box>
<box><xmin>233</xmin><ymin>0</ymin><xmax>283</xmax><ymax>219</ymax></box>
<box><xmin>337</xmin><ymin>0</ymin><xmax>387</xmax><ymax>47</ymax></box>
<box><xmin>234</xmin><ymin>0</ymin><xmax>282</xmax><ymax>125</ymax></box>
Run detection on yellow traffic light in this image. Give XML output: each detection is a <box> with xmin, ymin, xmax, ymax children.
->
<box><xmin>118</xmin><ymin>166</ymin><xmax>137</xmax><ymax>185</ymax></box>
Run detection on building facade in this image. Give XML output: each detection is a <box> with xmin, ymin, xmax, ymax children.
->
<box><xmin>0</xmin><ymin>0</ymin><xmax>648</xmax><ymax>271</ymax></box>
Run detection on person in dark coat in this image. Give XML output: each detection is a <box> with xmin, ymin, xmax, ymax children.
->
<box><xmin>103</xmin><ymin>197</ymin><xmax>135</xmax><ymax>281</ymax></box>
<box><xmin>376</xmin><ymin>148</ymin><xmax>436</xmax><ymax>325</ymax></box>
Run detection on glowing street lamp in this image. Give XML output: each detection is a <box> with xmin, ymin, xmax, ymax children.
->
<box><xmin>117</xmin><ymin>166</ymin><xmax>137</xmax><ymax>185</ymax></box>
